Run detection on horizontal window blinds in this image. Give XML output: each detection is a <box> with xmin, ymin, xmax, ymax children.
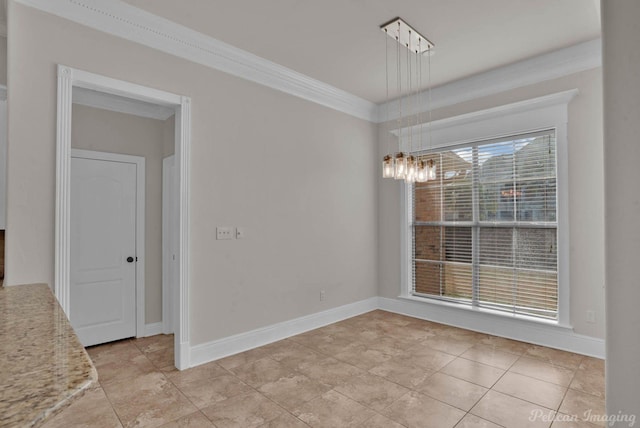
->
<box><xmin>412</xmin><ymin>130</ymin><xmax>558</xmax><ymax>319</ymax></box>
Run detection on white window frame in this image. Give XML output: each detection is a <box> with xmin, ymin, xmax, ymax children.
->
<box><xmin>399</xmin><ymin>90</ymin><xmax>577</xmax><ymax>328</ymax></box>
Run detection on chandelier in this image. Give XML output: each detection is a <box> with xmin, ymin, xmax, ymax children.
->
<box><xmin>380</xmin><ymin>18</ymin><xmax>436</xmax><ymax>183</ymax></box>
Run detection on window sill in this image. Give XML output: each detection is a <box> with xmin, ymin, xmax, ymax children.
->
<box><xmin>396</xmin><ymin>293</ymin><xmax>573</xmax><ymax>331</ymax></box>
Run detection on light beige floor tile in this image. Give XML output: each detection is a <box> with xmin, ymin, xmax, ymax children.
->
<box><xmin>422</xmin><ymin>334</ymin><xmax>475</xmax><ymax>356</ymax></box>
<box><xmin>230</xmin><ymin>357</ymin><xmax>295</xmax><ymax>388</ymax></box>
<box><xmin>365</xmin><ymin>335</ymin><xmax>412</xmax><ymax>356</ymax></box>
<box><xmin>177</xmin><ymin>374</ymin><xmax>253</xmax><ymax>409</ymax></box>
<box><xmin>333</xmin><ymin>343</ymin><xmax>394</xmax><ymax>370</ymax></box>
<box><xmin>257</xmin><ymin>412</ymin><xmax>309</xmax><ymax>428</ymax></box>
<box><xmin>97</xmin><ymin>351</ymin><xmax>157</xmax><ymax>386</ymax></box>
<box><xmin>334</xmin><ymin>372</ymin><xmax>410</xmax><ymax>411</ymax></box>
<box><xmin>416</xmin><ymin>372</ymin><xmax>488</xmax><ymax>411</ymax></box>
<box><xmin>396</xmin><ymin>324</ymin><xmax>438</xmax><ymax>342</ymax></box>
<box><xmin>258</xmin><ymin>373</ymin><xmax>331</xmax><ymax>412</ymax></box>
<box><xmin>493</xmin><ymin>371</ymin><xmax>567</xmax><ymax>410</ymax></box>
<box><xmin>443</xmin><ymin>327</ymin><xmax>486</xmax><ymax>342</ymax></box>
<box><xmin>461</xmin><ymin>344</ymin><xmax>521</xmax><ymax>370</ymax></box>
<box><xmin>471</xmin><ymin>390</ymin><xmax>556</xmax><ymax>428</ymax></box>
<box><xmin>558</xmin><ymin>389</ymin><xmax>606</xmax><ymax>425</ymax></box>
<box><xmin>63</xmin><ymin>313</ymin><xmax>606</xmax><ymax>428</ymax></box>
<box><xmin>551</xmin><ymin>415</ymin><xmax>603</xmax><ymax>428</ymax></box>
<box><xmin>440</xmin><ymin>357</ymin><xmax>506</xmax><ymax>388</ymax></box>
<box><xmin>160</xmin><ymin>411</ymin><xmax>214</xmax><ymax>427</ymax></box>
<box><xmin>316</xmin><ymin>322</ymin><xmax>352</xmax><ymax>335</ymax></box>
<box><xmin>401</xmin><ymin>345</ymin><xmax>457</xmax><ymax>371</ymax></box>
<box><xmin>525</xmin><ymin>346</ymin><xmax>584</xmax><ymax>369</ymax></box>
<box><xmin>306</xmin><ymin>336</ymin><xmax>356</xmax><ymax>356</ymax></box>
<box><xmin>289</xmin><ymin>330</ymin><xmax>351</xmax><ymax>353</ymax></box>
<box><xmin>292</xmin><ymin>390</ymin><xmax>376</xmax><ymax>428</ymax></box>
<box><xmin>87</xmin><ymin>340</ymin><xmax>140</xmax><ymax>367</ymax></box>
<box><xmin>358</xmin><ymin>413</ymin><xmax>406</xmax><ymax>428</ymax></box>
<box><xmin>569</xmin><ymin>367</ymin><xmax>605</xmax><ymax>398</ymax></box>
<box><xmin>147</xmin><ymin>347</ymin><xmax>175</xmax><ymax>370</ymax></box>
<box><xmin>578</xmin><ymin>357</ymin><xmax>604</xmax><ymax>373</ymax></box>
<box><xmin>381</xmin><ymin>391</ymin><xmax>465</xmax><ymax>428</ymax></box>
<box><xmin>477</xmin><ymin>336</ymin><xmax>533</xmax><ymax>355</ymax></box>
<box><xmin>134</xmin><ymin>335</ymin><xmax>174</xmax><ymax>354</ymax></box>
<box><xmin>296</xmin><ymin>357</ymin><xmax>365</xmax><ymax>387</ymax></box>
<box><xmin>41</xmin><ymin>386</ymin><xmax>122</xmax><ymax>428</ymax></box>
<box><xmin>368</xmin><ymin>358</ymin><xmax>434</xmax><ymax>389</ymax></box>
<box><xmin>103</xmin><ymin>372</ymin><xmax>198</xmax><ymax>428</ymax></box>
<box><xmin>216</xmin><ymin>347</ymin><xmax>271</xmax><ymax>370</ymax></box>
<box><xmin>455</xmin><ymin>414</ymin><xmax>504</xmax><ymax>428</ymax></box>
<box><xmin>167</xmin><ymin>361</ymin><xmax>229</xmax><ymax>389</ymax></box>
<box><xmin>201</xmin><ymin>390</ymin><xmax>284</xmax><ymax>428</ymax></box>
<box><xmin>262</xmin><ymin>340</ymin><xmax>326</xmax><ymax>371</ymax></box>
<box><xmin>510</xmin><ymin>357</ymin><xmax>575</xmax><ymax>387</ymax></box>
<box><xmin>344</xmin><ymin>327</ymin><xmax>383</xmax><ymax>344</ymax></box>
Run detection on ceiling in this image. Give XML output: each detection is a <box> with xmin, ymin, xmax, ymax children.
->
<box><xmin>122</xmin><ymin>0</ymin><xmax>600</xmax><ymax>104</ymax></box>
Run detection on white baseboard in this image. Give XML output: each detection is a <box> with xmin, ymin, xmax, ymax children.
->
<box><xmin>189</xmin><ymin>297</ymin><xmax>379</xmax><ymax>368</ymax></box>
<box><xmin>142</xmin><ymin>322</ymin><xmax>164</xmax><ymax>338</ymax></box>
<box><xmin>378</xmin><ymin>297</ymin><xmax>605</xmax><ymax>359</ymax></box>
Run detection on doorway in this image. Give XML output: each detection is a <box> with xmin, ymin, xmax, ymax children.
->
<box><xmin>55</xmin><ymin>65</ymin><xmax>192</xmax><ymax>369</ymax></box>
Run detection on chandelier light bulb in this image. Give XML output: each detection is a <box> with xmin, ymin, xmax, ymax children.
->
<box><xmin>416</xmin><ymin>160</ymin><xmax>428</xmax><ymax>182</ymax></box>
<box><xmin>405</xmin><ymin>155</ymin><xmax>417</xmax><ymax>183</ymax></box>
<box><xmin>382</xmin><ymin>154</ymin><xmax>395</xmax><ymax>178</ymax></box>
<box><xmin>394</xmin><ymin>152</ymin><xmax>407</xmax><ymax>179</ymax></box>
<box><xmin>427</xmin><ymin>159</ymin><xmax>437</xmax><ymax>181</ymax></box>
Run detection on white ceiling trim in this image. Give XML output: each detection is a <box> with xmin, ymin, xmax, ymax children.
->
<box><xmin>15</xmin><ymin>0</ymin><xmax>601</xmax><ymax>125</ymax></box>
<box><xmin>73</xmin><ymin>87</ymin><xmax>175</xmax><ymax>120</ymax></box>
<box><xmin>380</xmin><ymin>38</ymin><xmax>601</xmax><ymax>123</ymax></box>
<box><xmin>394</xmin><ymin>89</ymin><xmax>579</xmax><ymax>151</ymax></box>
<box><xmin>15</xmin><ymin>0</ymin><xmax>378</xmax><ymax>122</ymax></box>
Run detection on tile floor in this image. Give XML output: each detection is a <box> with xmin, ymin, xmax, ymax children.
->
<box><xmin>41</xmin><ymin>310</ymin><xmax>605</xmax><ymax>428</ymax></box>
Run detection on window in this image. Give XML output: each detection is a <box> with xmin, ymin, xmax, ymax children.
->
<box><xmin>410</xmin><ymin>130</ymin><xmax>558</xmax><ymax>320</ymax></box>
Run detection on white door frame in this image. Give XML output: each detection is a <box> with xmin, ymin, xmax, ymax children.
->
<box><xmin>71</xmin><ymin>149</ymin><xmax>146</xmax><ymax>339</ymax></box>
<box><xmin>56</xmin><ymin>65</ymin><xmax>192</xmax><ymax>369</ymax></box>
<box><xmin>162</xmin><ymin>155</ymin><xmax>176</xmax><ymax>335</ymax></box>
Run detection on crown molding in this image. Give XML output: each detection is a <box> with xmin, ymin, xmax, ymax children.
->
<box><xmin>16</xmin><ymin>0</ymin><xmax>600</xmax><ymax>125</ymax></box>
<box><xmin>380</xmin><ymin>38</ymin><xmax>602</xmax><ymax>123</ymax></box>
<box><xmin>15</xmin><ymin>0</ymin><xmax>378</xmax><ymax>122</ymax></box>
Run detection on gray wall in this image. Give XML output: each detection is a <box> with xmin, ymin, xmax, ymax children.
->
<box><xmin>602</xmin><ymin>0</ymin><xmax>640</xmax><ymax>418</ymax></box>
<box><xmin>378</xmin><ymin>67</ymin><xmax>605</xmax><ymax>339</ymax></box>
<box><xmin>0</xmin><ymin>35</ymin><xmax>6</xmax><ymax>86</ymax></box>
<box><xmin>6</xmin><ymin>3</ymin><xmax>378</xmax><ymax>346</ymax></box>
<box><xmin>71</xmin><ymin>104</ymin><xmax>170</xmax><ymax>324</ymax></box>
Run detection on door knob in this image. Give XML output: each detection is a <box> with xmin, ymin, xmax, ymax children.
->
<box><xmin>127</xmin><ymin>256</ymin><xmax>134</xmax><ymax>263</ymax></box>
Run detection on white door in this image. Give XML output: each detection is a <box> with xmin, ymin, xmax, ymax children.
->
<box><xmin>71</xmin><ymin>155</ymin><xmax>138</xmax><ymax>346</ymax></box>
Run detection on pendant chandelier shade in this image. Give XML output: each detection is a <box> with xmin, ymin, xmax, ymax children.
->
<box><xmin>380</xmin><ymin>17</ymin><xmax>436</xmax><ymax>184</ymax></box>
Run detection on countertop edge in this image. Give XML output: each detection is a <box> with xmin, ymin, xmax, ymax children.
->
<box><xmin>0</xmin><ymin>283</ymin><xmax>99</xmax><ymax>428</ymax></box>
<box><xmin>31</xmin><ymin>359</ymin><xmax>98</xmax><ymax>427</ymax></box>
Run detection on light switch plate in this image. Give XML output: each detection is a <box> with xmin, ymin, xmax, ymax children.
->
<box><xmin>216</xmin><ymin>227</ymin><xmax>233</xmax><ymax>240</ymax></box>
<box><xmin>236</xmin><ymin>227</ymin><xmax>246</xmax><ymax>239</ymax></box>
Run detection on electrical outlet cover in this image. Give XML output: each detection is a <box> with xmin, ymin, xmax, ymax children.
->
<box><xmin>216</xmin><ymin>227</ymin><xmax>233</xmax><ymax>240</ymax></box>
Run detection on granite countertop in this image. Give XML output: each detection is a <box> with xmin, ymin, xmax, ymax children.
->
<box><xmin>0</xmin><ymin>284</ymin><xmax>97</xmax><ymax>427</ymax></box>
